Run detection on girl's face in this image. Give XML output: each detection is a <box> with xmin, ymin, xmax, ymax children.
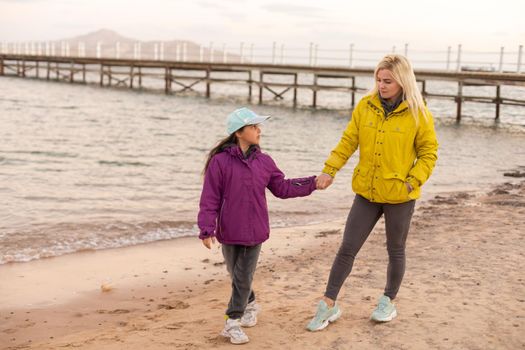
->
<box><xmin>236</xmin><ymin>124</ymin><xmax>261</xmax><ymax>146</ymax></box>
<box><xmin>376</xmin><ymin>69</ymin><xmax>402</xmax><ymax>101</ymax></box>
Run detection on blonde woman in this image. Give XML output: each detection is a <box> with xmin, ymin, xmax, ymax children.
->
<box><xmin>307</xmin><ymin>54</ymin><xmax>438</xmax><ymax>331</ymax></box>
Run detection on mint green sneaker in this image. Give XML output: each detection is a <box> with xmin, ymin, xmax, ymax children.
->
<box><xmin>371</xmin><ymin>295</ymin><xmax>397</xmax><ymax>322</ymax></box>
<box><xmin>306</xmin><ymin>300</ymin><xmax>342</xmax><ymax>331</ymax></box>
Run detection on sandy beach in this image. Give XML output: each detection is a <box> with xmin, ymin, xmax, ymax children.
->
<box><xmin>1</xmin><ymin>180</ymin><xmax>524</xmax><ymax>350</ymax></box>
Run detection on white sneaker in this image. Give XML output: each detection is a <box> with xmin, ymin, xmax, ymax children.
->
<box><xmin>240</xmin><ymin>301</ymin><xmax>261</xmax><ymax>327</ymax></box>
<box><xmin>220</xmin><ymin>318</ymin><xmax>249</xmax><ymax>344</ymax></box>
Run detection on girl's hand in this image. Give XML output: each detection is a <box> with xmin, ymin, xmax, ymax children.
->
<box><xmin>202</xmin><ymin>237</ymin><xmax>216</xmax><ymax>249</ymax></box>
<box><xmin>405</xmin><ymin>182</ymin><xmax>414</xmax><ymax>193</ymax></box>
<box><xmin>316</xmin><ymin>173</ymin><xmax>334</xmax><ymax>190</ymax></box>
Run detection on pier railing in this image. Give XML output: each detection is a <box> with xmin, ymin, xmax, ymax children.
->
<box><xmin>0</xmin><ymin>42</ymin><xmax>523</xmax><ymax>73</ymax></box>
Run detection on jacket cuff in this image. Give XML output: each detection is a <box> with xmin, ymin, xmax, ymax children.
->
<box><xmin>322</xmin><ymin>165</ymin><xmax>337</xmax><ymax>177</ymax></box>
<box><xmin>309</xmin><ymin>176</ymin><xmax>317</xmax><ymax>192</ymax></box>
<box><xmin>406</xmin><ymin>176</ymin><xmax>420</xmax><ymax>190</ymax></box>
<box><xmin>199</xmin><ymin>230</ymin><xmax>215</xmax><ymax>240</ymax></box>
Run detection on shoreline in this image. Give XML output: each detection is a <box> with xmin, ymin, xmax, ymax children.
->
<box><xmin>2</xmin><ymin>173</ymin><xmax>522</xmax><ymax>267</ymax></box>
<box><xmin>1</xmin><ymin>180</ymin><xmax>524</xmax><ymax>349</ymax></box>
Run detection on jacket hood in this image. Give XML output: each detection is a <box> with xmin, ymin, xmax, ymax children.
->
<box><xmin>222</xmin><ymin>143</ymin><xmax>261</xmax><ymax>159</ymax></box>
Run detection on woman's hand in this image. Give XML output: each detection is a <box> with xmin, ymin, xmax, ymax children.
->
<box><xmin>316</xmin><ymin>173</ymin><xmax>334</xmax><ymax>190</ymax></box>
<box><xmin>202</xmin><ymin>237</ymin><xmax>216</xmax><ymax>249</ymax></box>
<box><xmin>405</xmin><ymin>182</ymin><xmax>414</xmax><ymax>193</ymax></box>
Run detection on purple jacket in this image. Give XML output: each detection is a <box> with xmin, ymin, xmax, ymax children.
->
<box><xmin>198</xmin><ymin>145</ymin><xmax>316</xmax><ymax>246</ymax></box>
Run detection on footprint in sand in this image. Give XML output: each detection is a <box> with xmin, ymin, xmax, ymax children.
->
<box><xmin>206</xmin><ymin>335</ymin><xmax>227</xmax><ymax>345</ymax></box>
<box><xmin>17</xmin><ymin>321</ymin><xmax>36</xmax><ymax>328</ymax></box>
<box><xmin>157</xmin><ymin>301</ymin><xmax>190</xmax><ymax>310</ymax></box>
<box><xmin>96</xmin><ymin>309</ymin><xmax>131</xmax><ymax>314</ymax></box>
<box><xmin>165</xmin><ymin>322</ymin><xmax>185</xmax><ymax>330</ymax></box>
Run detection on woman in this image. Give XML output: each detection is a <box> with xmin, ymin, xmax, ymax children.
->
<box><xmin>307</xmin><ymin>54</ymin><xmax>438</xmax><ymax>331</ymax></box>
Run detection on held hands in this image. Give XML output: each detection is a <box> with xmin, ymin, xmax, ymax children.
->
<box><xmin>202</xmin><ymin>237</ymin><xmax>216</xmax><ymax>249</ymax></box>
<box><xmin>316</xmin><ymin>173</ymin><xmax>334</xmax><ymax>190</ymax></box>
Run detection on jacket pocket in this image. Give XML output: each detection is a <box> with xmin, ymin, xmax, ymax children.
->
<box><xmin>352</xmin><ymin>165</ymin><xmax>370</xmax><ymax>194</ymax></box>
<box><xmin>388</xmin><ymin>125</ymin><xmax>406</xmax><ymax>134</ymax></box>
<box><xmin>363</xmin><ymin>117</ymin><xmax>378</xmax><ymax>130</ymax></box>
<box><xmin>378</xmin><ymin>172</ymin><xmax>409</xmax><ymax>202</ymax></box>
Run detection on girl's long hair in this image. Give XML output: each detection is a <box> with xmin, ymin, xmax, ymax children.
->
<box><xmin>203</xmin><ymin>132</ymin><xmax>239</xmax><ymax>174</ymax></box>
<box><xmin>367</xmin><ymin>54</ymin><xmax>429</xmax><ymax>122</ymax></box>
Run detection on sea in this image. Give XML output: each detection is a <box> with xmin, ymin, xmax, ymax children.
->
<box><xmin>0</xmin><ymin>75</ymin><xmax>524</xmax><ymax>264</ymax></box>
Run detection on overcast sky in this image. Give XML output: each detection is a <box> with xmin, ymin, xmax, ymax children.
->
<box><xmin>0</xmin><ymin>0</ymin><xmax>523</xmax><ymax>51</ymax></box>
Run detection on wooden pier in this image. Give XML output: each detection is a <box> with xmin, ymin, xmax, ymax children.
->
<box><xmin>1</xmin><ymin>54</ymin><xmax>524</xmax><ymax>122</ymax></box>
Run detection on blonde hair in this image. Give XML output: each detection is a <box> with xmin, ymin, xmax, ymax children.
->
<box><xmin>367</xmin><ymin>54</ymin><xmax>428</xmax><ymax>122</ymax></box>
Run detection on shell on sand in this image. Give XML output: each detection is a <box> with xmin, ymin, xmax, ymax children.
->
<box><xmin>100</xmin><ymin>283</ymin><xmax>114</xmax><ymax>292</ymax></box>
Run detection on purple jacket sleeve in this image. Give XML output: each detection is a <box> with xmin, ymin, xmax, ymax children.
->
<box><xmin>266</xmin><ymin>156</ymin><xmax>317</xmax><ymax>199</ymax></box>
<box><xmin>197</xmin><ymin>156</ymin><xmax>223</xmax><ymax>239</ymax></box>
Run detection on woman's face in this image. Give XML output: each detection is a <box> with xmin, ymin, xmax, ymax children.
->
<box><xmin>376</xmin><ymin>69</ymin><xmax>402</xmax><ymax>101</ymax></box>
<box><xmin>236</xmin><ymin>124</ymin><xmax>261</xmax><ymax>145</ymax></box>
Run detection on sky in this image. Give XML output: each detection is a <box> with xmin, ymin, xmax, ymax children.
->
<box><xmin>0</xmin><ymin>0</ymin><xmax>523</xmax><ymax>52</ymax></box>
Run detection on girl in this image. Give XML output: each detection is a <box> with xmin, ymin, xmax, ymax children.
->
<box><xmin>307</xmin><ymin>54</ymin><xmax>438</xmax><ymax>331</ymax></box>
<box><xmin>198</xmin><ymin>107</ymin><xmax>317</xmax><ymax>344</ymax></box>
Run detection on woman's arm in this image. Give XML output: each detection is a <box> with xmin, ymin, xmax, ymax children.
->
<box><xmin>406</xmin><ymin>110</ymin><xmax>438</xmax><ymax>190</ymax></box>
<box><xmin>322</xmin><ymin>107</ymin><xmax>360</xmax><ymax>178</ymax></box>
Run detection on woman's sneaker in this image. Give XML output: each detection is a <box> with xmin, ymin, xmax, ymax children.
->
<box><xmin>306</xmin><ymin>300</ymin><xmax>342</xmax><ymax>331</ymax></box>
<box><xmin>240</xmin><ymin>301</ymin><xmax>260</xmax><ymax>327</ymax></box>
<box><xmin>220</xmin><ymin>318</ymin><xmax>249</xmax><ymax>344</ymax></box>
<box><xmin>370</xmin><ymin>295</ymin><xmax>397</xmax><ymax>322</ymax></box>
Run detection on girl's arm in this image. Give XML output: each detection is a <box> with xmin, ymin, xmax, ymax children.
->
<box><xmin>197</xmin><ymin>156</ymin><xmax>223</xmax><ymax>240</ymax></box>
<box><xmin>266</xmin><ymin>156</ymin><xmax>316</xmax><ymax>199</ymax></box>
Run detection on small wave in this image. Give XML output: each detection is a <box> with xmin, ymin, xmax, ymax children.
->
<box><xmin>0</xmin><ymin>221</ymin><xmax>199</xmax><ymax>265</ymax></box>
<box><xmin>0</xmin><ymin>98</ymin><xmax>23</xmax><ymax>103</ymax></box>
<box><xmin>21</xmin><ymin>195</ymin><xmax>77</xmax><ymax>202</ymax></box>
<box><xmin>98</xmin><ymin>160</ymin><xmax>151</xmax><ymax>167</ymax></box>
<box><xmin>31</xmin><ymin>151</ymin><xmax>79</xmax><ymax>158</ymax></box>
<box><xmin>74</xmin><ymin>182</ymin><xmax>130</xmax><ymax>188</ymax></box>
<box><xmin>187</xmin><ymin>146</ymin><xmax>210</xmax><ymax>152</ymax></box>
<box><xmin>0</xmin><ymin>157</ymin><xmax>27</xmax><ymax>165</ymax></box>
<box><xmin>34</xmin><ymin>168</ymin><xmax>64</xmax><ymax>172</ymax></box>
<box><xmin>150</xmin><ymin>116</ymin><xmax>171</xmax><ymax>121</ymax></box>
<box><xmin>3</xmin><ymin>150</ymin><xmax>79</xmax><ymax>158</ymax></box>
<box><xmin>26</xmin><ymin>104</ymin><xmax>79</xmax><ymax>110</ymax></box>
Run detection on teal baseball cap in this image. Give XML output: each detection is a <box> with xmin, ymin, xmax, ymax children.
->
<box><xmin>226</xmin><ymin>107</ymin><xmax>270</xmax><ymax>135</ymax></box>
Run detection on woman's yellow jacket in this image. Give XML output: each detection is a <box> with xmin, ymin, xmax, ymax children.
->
<box><xmin>323</xmin><ymin>94</ymin><xmax>438</xmax><ymax>204</ymax></box>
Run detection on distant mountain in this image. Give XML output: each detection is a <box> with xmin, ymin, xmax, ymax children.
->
<box><xmin>54</xmin><ymin>29</ymin><xmax>240</xmax><ymax>62</ymax></box>
<box><xmin>63</xmin><ymin>29</ymin><xmax>136</xmax><ymax>46</ymax></box>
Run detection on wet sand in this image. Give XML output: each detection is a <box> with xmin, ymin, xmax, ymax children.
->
<box><xmin>1</xmin><ymin>181</ymin><xmax>524</xmax><ymax>349</ymax></box>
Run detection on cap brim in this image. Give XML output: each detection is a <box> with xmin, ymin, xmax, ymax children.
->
<box><xmin>246</xmin><ymin>115</ymin><xmax>271</xmax><ymax>125</ymax></box>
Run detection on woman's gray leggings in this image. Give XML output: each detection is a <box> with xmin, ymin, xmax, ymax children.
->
<box><xmin>325</xmin><ymin>195</ymin><xmax>415</xmax><ymax>301</ymax></box>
